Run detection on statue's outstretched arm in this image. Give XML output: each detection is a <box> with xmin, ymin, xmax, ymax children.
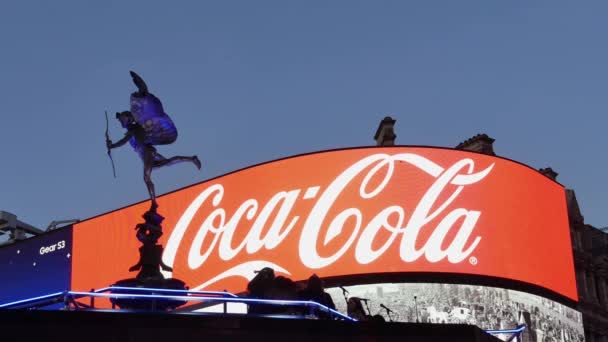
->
<box><xmin>108</xmin><ymin>131</ymin><xmax>133</xmax><ymax>149</ymax></box>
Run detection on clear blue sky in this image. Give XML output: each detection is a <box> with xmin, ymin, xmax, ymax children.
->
<box><xmin>0</xmin><ymin>1</ymin><xmax>606</xmax><ymax>231</ymax></box>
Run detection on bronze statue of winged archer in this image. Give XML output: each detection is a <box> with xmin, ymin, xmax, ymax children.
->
<box><xmin>106</xmin><ymin>71</ymin><xmax>201</xmax><ymax>210</ymax></box>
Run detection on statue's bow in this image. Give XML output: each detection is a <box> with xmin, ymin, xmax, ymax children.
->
<box><xmin>105</xmin><ymin>111</ymin><xmax>117</xmax><ymax>178</ymax></box>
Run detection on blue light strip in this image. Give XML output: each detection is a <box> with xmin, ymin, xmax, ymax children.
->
<box><xmin>66</xmin><ymin>291</ymin><xmax>354</xmax><ymax>321</ymax></box>
<box><xmin>0</xmin><ymin>291</ymin><xmax>66</xmax><ymax>309</ymax></box>
<box><xmin>485</xmin><ymin>325</ymin><xmax>526</xmax><ymax>334</ymax></box>
<box><xmin>1</xmin><ymin>287</ymin><xmax>352</xmax><ymax>321</ymax></box>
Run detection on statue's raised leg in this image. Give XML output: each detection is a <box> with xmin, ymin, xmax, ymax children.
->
<box><xmin>153</xmin><ymin>154</ymin><xmax>201</xmax><ymax>170</ymax></box>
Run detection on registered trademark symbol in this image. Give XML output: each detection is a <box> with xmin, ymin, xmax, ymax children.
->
<box><xmin>469</xmin><ymin>256</ymin><xmax>477</xmax><ymax>265</ymax></box>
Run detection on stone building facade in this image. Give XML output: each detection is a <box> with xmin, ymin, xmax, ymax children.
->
<box><xmin>568</xmin><ymin>195</ymin><xmax>608</xmax><ymax>342</ymax></box>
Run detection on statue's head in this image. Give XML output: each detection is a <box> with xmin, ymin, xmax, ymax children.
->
<box><xmin>116</xmin><ymin>111</ymin><xmax>135</xmax><ymax>128</ymax></box>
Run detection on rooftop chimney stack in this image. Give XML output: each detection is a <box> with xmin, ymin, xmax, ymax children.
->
<box><xmin>455</xmin><ymin>134</ymin><xmax>496</xmax><ymax>156</ymax></box>
<box><xmin>374</xmin><ymin>116</ymin><xmax>397</xmax><ymax>146</ymax></box>
<box><xmin>538</xmin><ymin>167</ymin><xmax>559</xmax><ymax>181</ymax></box>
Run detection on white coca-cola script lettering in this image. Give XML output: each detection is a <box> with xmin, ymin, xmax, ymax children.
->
<box><xmin>162</xmin><ymin>153</ymin><xmax>494</xmax><ymax>290</ymax></box>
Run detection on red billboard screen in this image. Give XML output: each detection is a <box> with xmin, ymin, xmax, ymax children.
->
<box><xmin>71</xmin><ymin>147</ymin><xmax>577</xmax><ymax>302</ymax></box>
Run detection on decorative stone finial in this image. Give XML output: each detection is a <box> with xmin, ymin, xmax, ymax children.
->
<box><xmin>374</xmin><ymin>116</ymin><xmax>397</xmax><ymax>146</ymax></box>
<box><xmin>455</xmin><ymin>133</ymin><xmax>495</xmax><ymax>155</ymax></box>
<box><xmin>539</xmin><ymin>167</ymin><xmax>559</xmax><ymax>181</ymax></box>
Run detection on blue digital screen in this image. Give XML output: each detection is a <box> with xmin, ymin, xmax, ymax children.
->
<box><xmin>0</xmin><ymin>227</ymin><xmax>72</xmax><ymax>305</ymax></box>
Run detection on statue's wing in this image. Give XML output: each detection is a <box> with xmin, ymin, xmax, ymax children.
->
<box><xmin>130</xmin><ymin>71</ymin><xmax>149</xmax><ymax>95</ymax></box>
<box><xmin>131</xmin><ymin>93</ymin><xmax>178</xmax><ymax>145</ymax></box>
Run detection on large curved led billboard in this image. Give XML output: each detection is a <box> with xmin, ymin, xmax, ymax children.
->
<box><xmin>71</xmin><ymin>147</ymin><xmax>577</xmax><ymax>302</ymax></box>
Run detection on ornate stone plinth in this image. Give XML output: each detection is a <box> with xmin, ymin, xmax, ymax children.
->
<box><xmin>110</xmin><ymin>207</ymin><xmax>187</xmax><ymax>311</ymax></box>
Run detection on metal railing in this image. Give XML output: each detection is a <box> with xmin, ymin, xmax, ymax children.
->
<box><xmin>0</xmin><ymin>286</ymin><xmax>355</xmax><ymax>321</ymax></box>
<box><xmin>0</xmin><ymin>288</ymin><xmax>527</xmax><ymax>339</ymax></box>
